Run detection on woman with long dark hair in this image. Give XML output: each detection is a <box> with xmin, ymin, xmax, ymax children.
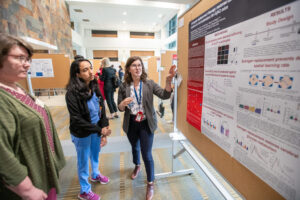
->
<box><xmin>65</xmin><ymin>58</ymin><xmax>111</xmax><ymax>200</ymax></box>
<box><xmin>118</xmin><ymin>56</ymin><xmax>176</xmax><ymax>200</ymax></box>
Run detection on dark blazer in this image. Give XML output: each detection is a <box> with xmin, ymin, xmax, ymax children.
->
<box><xmin>101</xmin><ymin>66</ymin><xmax>116</xmax><ymax>90</ymax></box>
<box><xmin>65</xmin><ymin>88</ymin><xmax>109</xmax><ymax>138</ymax></box>
<box><xmin>118</xmin><ymin>79</ymin><xmax>172</xmax><ymax>133</ymax></box>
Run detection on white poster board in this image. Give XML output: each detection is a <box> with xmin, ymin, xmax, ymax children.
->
<box><xmin>189</xmin><ymin>0</ymin><xmax>300</xmax><ymax>199</ymax></box>
<box><xmin>30</xmin><ymin>59</ymin><xmax>54</xmax><ymax>77</ymax></box>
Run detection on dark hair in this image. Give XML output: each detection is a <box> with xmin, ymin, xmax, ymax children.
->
<box><xmin>66</xmin><ymin>58</ymin><xmax>100</xmax><ymax>99</ymax></box>
<box><xmin>124</xmin><ymin>56</ymin><xmax>147</xmax><ymax>84</ymax></box>
<box><xmin>0</xmin><ymin>33</ymin><xmax>33</xmax><ymax>68</ymax></box>
<box><xmin>74</xmin><ymin>55</ymin><xmax>84</xmax><ymax>60</ymax></box>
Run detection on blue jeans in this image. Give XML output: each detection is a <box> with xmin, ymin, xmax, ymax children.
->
<box><xmin>127</xmin><ymin>116</ymin><xmax>154</xmax><ymax>182</ymax></box>
<box><xmin>71</xmin><ymin>133</ymin><xmax>101</xmax><ymax>194</ymax></box>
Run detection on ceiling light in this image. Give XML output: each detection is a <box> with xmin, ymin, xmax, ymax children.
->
<box><xmin>74</xmin><ymin>9</ymin><xmax>83</xmax><ymax>12</ymax></box>
<box><xmin>158</xmin><ymin>14</ymin><xmax>163</xmax><ymax>18</ymax></box>
<box><xmin>152</xmin><ymin>22</ymin><xmax>157</xmax><ymax>26</ymax></box>
<box><xmin>122</xmin><ymin>21</ymin><xmax>126</xmax><ymax>24</ymax></box>
<box><xmin>82</xmin><ymin>19</ymin><xmax>90</xmax><ymax>22</ymax></box>
<box><xmin>123</xmin><ymin>11</ymin><xmax>127</xmax><ymax>15</ymax></box>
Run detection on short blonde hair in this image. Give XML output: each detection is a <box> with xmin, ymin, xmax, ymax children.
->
<box><xmin>101</xmin><ymin>57</ymin><xmax>110</xmax><ymax>68</ymax></box>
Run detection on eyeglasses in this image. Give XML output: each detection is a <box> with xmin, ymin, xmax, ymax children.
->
<box><xmin>7</xmin><ymin>55</ymin><xmax>32</xmax><ymax>64</ymax></box>
<box><xmin>130</xmin><ymin>64</ymin><xmax>142</xmax><ymax>68</ymax></box>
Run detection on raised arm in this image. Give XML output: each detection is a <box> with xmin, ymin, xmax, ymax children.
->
<box><xmin>165</xmin><ymin>65</ymin><xmax>176</xmax><ymax>92</ymax></box>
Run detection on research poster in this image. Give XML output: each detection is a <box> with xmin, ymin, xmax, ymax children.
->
<box><xmin>188</xmin><ymin>0</ymin><xmax>300</xmax><ymax>199</ymax></box>
<box><xmin>30</xmin><ymin>59</ymin><xmax>54</xmax><ymax>77</ymax></box>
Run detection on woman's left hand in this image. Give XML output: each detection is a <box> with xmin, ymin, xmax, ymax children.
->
<box><xmin>101</xmin><ymin>136</ymin><xmax>107</xmax><ymax>147</ymax></box>
<box><xmin>166</xmin><ymin>65</ymin><xmax>176</xmax><ymax>82</ymax></box>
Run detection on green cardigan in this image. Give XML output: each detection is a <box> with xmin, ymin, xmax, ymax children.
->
<box><xmin>0</xmin><ymin>88</ymin><xmax>66</xmax><ymax>199</ymax></box>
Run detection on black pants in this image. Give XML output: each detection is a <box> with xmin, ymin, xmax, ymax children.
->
<box><xmin>127</xmin><ymin>115</ymin><xmax>154</xmax><ymax>182</ymax></box>
<box><xmin>104</xmin><ymin>89</ymin><xmax>117</xmax><ymax>114</ymax></box>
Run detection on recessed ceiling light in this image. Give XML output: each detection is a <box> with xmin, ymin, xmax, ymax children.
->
<box><xmin>82</xmin><ymin>19</ymin><xmax>90</xmax><ymax>22</ymax></box>
<box><xmin>122</xmin><ymin>21</ymin><xmax>126</xmax><ymax>24</ymax></box>
<box><xmin>158</xmin><ymin>14</ymin><xmax>163</xmax><ymax>18</ymax></box>
<box><xmin>123</xmin><ymin>11</ymin><xmax>127</xmax><ymax>15</ymax></box>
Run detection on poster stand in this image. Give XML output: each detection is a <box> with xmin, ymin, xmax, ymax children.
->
<box><xmin>26</xmin><ymin>71</ymin><xmax>34</xmax><ymax>96</ymax></box>
<box><xmin>155</xmin><ymin>74</ymin><xmax>235</xmax><ymax>200</ymax></box>
<box><xmin>155</xmin><ymin>74</ymin><xmax>194</xmax><ymax>179</ymax></box>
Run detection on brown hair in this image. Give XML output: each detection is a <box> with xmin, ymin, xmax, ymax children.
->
<box><xmin>124</xmin><ymin>56</ymin><xmax>147</xmax><ymax>84</ymax></box>
<box><xmin>0</xmin><ymin>33</ymin><xmax>33</xmax><ymax>68</ymax></box>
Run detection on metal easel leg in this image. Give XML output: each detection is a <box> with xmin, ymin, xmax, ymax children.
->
<box><xmin>155</xmin><ymin>135</ymin><xmax>194</xmax><ymax>179</ymax></box>
<box><xmin>155</xmin><ymin>73</ymin><xmax>194</xmax><ymax>179</ymax></box>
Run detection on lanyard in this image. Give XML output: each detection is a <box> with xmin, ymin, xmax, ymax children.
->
<box><xmin>134</xmin><ymin>80</ymin><xmax>142</xmax><ymax>106</ymax></box>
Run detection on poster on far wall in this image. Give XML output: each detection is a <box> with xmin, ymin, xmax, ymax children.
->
<box><xmin>30</xmin><ymin>59</ymin><xmax>54</xmax><ymax>77</ymax></box>
<box><xmin>188</xmin><ymin>0</ymin><xmax>300</xmax><ymax>199</ymax></box>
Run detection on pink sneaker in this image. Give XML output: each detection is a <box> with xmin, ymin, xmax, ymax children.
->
<box><xmin>78</xmin><ymin>191</ymin><xmax>100</xmax><ymax>200</ymax></box>
<box><xmin>90</xmin><ymin>174</ymin><xmax>110</xmax><ymax>184</ymax></box>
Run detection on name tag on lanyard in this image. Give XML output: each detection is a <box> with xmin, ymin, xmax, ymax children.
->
<box><xmin>135</xmin><ymin>111</ymin><xmax>144</xmax><ymax>122</ymax></box>
<box><xmin>134</xmin><ymin>81</ymin><xmax>143</xmax><ymax>122</ymax></box>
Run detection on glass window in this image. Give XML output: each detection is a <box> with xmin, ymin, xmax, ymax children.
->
<box><xmin>168</xmin><ymin>15</ymin><xmax>177</xmax><ymax>36</ymax></box>
<box><xmin>168</xmin><ymin>41</ymin><xmax>176</xmax><ymax>49</ymax></box>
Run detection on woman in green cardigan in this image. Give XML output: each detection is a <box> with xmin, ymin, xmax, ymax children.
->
<box><xmin>0</xmin><ymin>33</ymin><xmax>66</xmax><ymax>200</ymax></box>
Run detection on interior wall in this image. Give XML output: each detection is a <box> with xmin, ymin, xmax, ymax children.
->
<box><xmin>130</xmin><ymin>50</ymin><xmax>154</xmax><ymax>57</ymax></box>
<box><xmin>0</xmin><ymin>0</ymin><xmax>73</xmax><ymax>57</ymax></box>
<box><xmin>93</xmin><ymin>50</ymin><xmax>118</xmax><ymax>58</ymax></box>
<box><xmin>176</xmin><ymin>0</ymin><xmax>284</xmax><ymax>199</ymax></box>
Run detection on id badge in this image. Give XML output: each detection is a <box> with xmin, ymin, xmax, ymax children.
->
<box><xmin>135</xmin><ymin>111</ymin><xmax>144</xmax><ymax>122</ymax></box>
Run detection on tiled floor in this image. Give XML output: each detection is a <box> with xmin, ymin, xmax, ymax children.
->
<box><xmin>44</xmin><ymin>94</ymin><xmax>243</xmax><ymax>200</ymax></box>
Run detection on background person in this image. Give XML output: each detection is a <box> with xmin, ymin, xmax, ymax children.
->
<box><xmin>65</xmin><ymin>58</ymin><xmax>111</xmax><ymax>200</ymax></box>
<box><xmin>95</xmin><ymin>63</ymin><xmax>105</xmax><ymax>101</ymax></box>
<box><xmin>118</xmin><ymin>56</ymin><xmax>176</xmax><ymax>200</ymax></box>
<box><xmin>0</xmin><ymin>33</ymin><xmax>66</xmax><ymax>200</ymax></box>
<box><xmin>118</xmin><ymin>65</ymin><xmax>124</xmax><ymax>81</ymax></box>
<box><xmin>101</xmin><ymin>58</ymin><xmax>118</xmax><ymax>119</ymax></box>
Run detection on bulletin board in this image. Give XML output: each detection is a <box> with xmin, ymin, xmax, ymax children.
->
<box><xmin>29</xmin><ymin>59</ymin><xmax>54</xmax><ymax>77</ymax></box>
<box><xmin>147</xmin><ymin>51</ymin><xmax>176</xmax><ymax>87</ymax></box>
<box><xmin>91</xmin><ymin>59</ymin><xmax>102</xmax><ymax>74</ymax></box>
<box><xmin>147</xmin><ymin>56</ymin><xmax>159</xmax><ymax>84</ymax></box>
<box><xmin>161</xmin><ymin>51</ymin><xmax>176</xmax><ymax>88</ymax></box>
<box><xmin>28</xmin><ymin>54</ymin><xmax>71</xmax><ymax>89</ymax></box>
<box><xmin>177</xmin><ymin>0</ymin><xmax>299</xmax><ymax>199</ymax></box>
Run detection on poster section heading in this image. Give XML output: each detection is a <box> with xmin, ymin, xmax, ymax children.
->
<box><xmin>189</xmin><ymin>0</ymin><xmax>296</xmax><ymax>42</ymax></box>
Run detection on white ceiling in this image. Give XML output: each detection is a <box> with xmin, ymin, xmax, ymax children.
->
<box><xmin>66</xmin><ymin>0</ymin><xmax>197</xmax><ymax>32</ymax></box>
